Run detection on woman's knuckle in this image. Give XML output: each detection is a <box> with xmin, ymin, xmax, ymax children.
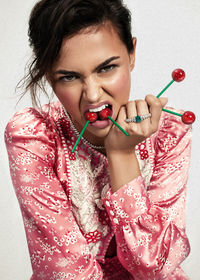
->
<box><xmin>146</xmin><ymin>94</ymin><xmax>152</xmax><ymax>99</ymax></box>
<box><xmin>139</xmin><ymin>100</ymin><xmax>147</xmax><ymax>107</ymax></box>
<box><xmin>145</xmin><ymin>94</ymin><xmax>154</xmax><ymax>101</ymax></box>
<box><xmin>128</xmin><ymin>100</ymin><xmax>135</xmax><ymax>106</ymax></box>
<box><xmin>154</xmin><ymin>100</ymin><xmax>161</xmax><ymax>107</ymax></box>
<box><xmin>138</xmin><ymin>98</ymin><xmax>145</xmax><ymax>102</ymax></box>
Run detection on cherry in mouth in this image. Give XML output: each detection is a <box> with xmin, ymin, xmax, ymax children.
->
<box><xmin>85</xmin><ymin>107</ymin><xmax>112</xmax><ymax>122</ymax></box>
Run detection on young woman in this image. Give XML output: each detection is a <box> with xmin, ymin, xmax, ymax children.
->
<box><xmin>4</xmin><ymin>0</ymin><xmax>192</xmax><ymax>279</ymax></box>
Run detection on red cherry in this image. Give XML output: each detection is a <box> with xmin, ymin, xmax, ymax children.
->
<box><xmin>172</xmin><ymin>69</ymin><xmax>185</xmax><ymax>82</ymax></box>
<box><xmin>99</xmin><ymin>108</ymin><xmax>112</xmax><ymax>120</ymax></box>
<box><xmin>181</xmin><ymin>111</ymin><xmax>196</xmax><ymax>124</ymax></box>
<box><xmin>85</xmin><ymin>112</ymin><xmax>98</xmax><ymax>123</ymax></box>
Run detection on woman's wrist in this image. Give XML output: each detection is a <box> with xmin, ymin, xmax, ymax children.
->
<box><xmin>107</xmin><ymin>149</ymin><xmax>141</xmax><ymax>193</ymax></box>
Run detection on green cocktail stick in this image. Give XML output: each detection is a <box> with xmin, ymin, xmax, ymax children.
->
<box><xmin>156</xmin><ymin>69</ymin><xmax>186</xmax><ymax>116</ymax></box>
<box><xmin>108</xmin><ymin>116</ymin><xmax>129</xmax><ymax>136</ymax></box>
<box><xmin>161</xmin><ymin>108</ymin><xmax>182</xmax><ymax>117</ymax></box>
<box><xmin>72</xmin><ymin>120</ymin><xmax>89</xmax><ymax>153</ymax></box>
<box><xmin>156</xmin><ymin>80</ymin><xmax>175</xmax><ymax>98</ymax></box>
<box><xmin>156</xmin><ymin>84</ymin><xmax>181</xmax><ymax>116</ymax></box>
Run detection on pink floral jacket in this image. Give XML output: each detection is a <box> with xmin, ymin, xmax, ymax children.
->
<box><xmin>4</xmin><ymin>101</ymin><xmax>192</xmax><ymax>280</ymax></box>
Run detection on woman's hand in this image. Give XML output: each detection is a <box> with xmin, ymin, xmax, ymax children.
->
<box><xmin>104</xmin><ymin>94</ymin><xmax>168</xmax><ymax>154</ymax></box>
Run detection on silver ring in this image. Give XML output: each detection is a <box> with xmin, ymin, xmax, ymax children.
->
<box><xmin>125</xmin><ymin>113</ymin><xmax>152</xmax><ymax>123</ymax></box>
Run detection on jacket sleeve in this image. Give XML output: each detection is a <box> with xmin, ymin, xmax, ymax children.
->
<box><xmin>102</xmin><ymin>111</ymin><xmax>192</xmax><ymax>280</ymax></box>
<box><xmin>4</xmin><ymin>108</ymin><xmax>103</xmax><ymax>280</ymax></box>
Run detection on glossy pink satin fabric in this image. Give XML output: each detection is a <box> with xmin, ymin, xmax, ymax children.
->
<box><xmin>5</xmin><ymin>101</ymin><xmax>192</xmax><ymax>279</ymax></box>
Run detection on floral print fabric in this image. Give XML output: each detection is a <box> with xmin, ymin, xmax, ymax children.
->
<box><xmin>4</xmin><ymin>101</ymin><xmax>192</xmax><ymax>279</ymax></box>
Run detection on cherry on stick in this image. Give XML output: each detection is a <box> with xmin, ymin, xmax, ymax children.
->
<box><xmin>157</xmin><ymin>68</ymin><xmax>185</xmax><ymax>98</ymax></box>
<box><xmin>172</xmin><ymin>69</ymin><xmax>185</xmax><ymax>82</ymax></box>
<box><xmin>181</xmin><ymin>111</ymin><xmax>196</xmax><ymax>124</ymax></box>
<box><xmin>99</xmin><ymin>108</ymin><xmax>112</xmax><ymax>120</ymax></box>
<box><xmin>85</xmin><ymin>112</ymin><xmax>98</xmax><ymax>123</ymax></box>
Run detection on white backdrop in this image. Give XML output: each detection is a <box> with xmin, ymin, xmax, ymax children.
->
<box><xmin>0</xmin><ymin>0</ymin><xmax>199</xmax><ymax>279</ymax></box>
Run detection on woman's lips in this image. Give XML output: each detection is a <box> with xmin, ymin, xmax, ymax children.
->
<box><xmin>90</xmin><ymin>119</ymin><xmax>112</xmax><ymax>129</ymax></box>
<box><xmin>83</xmin><ymin>102</ymin><xmax>114</xmax><ymax>124</ymax></box>
<box><xmin>83</xmin><ymin>100</ymin><xmax>113</xmax><ymax>115</ymax></box>
<box><xmin>88</xmin><ymin>107</ymin><xmax>114</xmax><ymax>129</ymax></box>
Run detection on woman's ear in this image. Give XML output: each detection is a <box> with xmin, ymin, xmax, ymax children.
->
<box><xmin>129</xmin><ymin>37</ymin><xmax>137</xmax><ymax>71</ymax></box>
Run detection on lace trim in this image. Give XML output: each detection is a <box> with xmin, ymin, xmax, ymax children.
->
<box><xmin>68</xmin><ymin>152</ymin><xmax>111</xmax><ymax>256</ymax></box>
<box><xmin>135</xmin><ymin>138</ymin><xmax>153</xmax><ymax>187</ymax></box>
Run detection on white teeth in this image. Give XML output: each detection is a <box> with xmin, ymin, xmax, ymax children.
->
<box><xmin>88</xmin><ymin>104</ymin><xmax>109</xmax><ymax>113</ymax></box>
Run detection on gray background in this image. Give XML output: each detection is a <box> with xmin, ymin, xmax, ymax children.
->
<box><xmin>0</xmin><ymin>0</ymin><xmax>199</xmax><ymax>279</ymax></box>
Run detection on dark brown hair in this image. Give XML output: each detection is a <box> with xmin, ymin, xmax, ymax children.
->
<box><xmin>17</xmin><ymin>0</ymin><xmax>134</xmax><ymax>108</ymax></box>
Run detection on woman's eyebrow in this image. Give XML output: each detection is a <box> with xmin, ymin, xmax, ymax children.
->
<box><xmin>53</xmin><ymin>56</ymin><xmax>120</xmax><ymax>76</ymax></box>
<box><xmin>95</xmin><ymin>56</ymin><xmax>120</xmax><ymax>71</ymax></box>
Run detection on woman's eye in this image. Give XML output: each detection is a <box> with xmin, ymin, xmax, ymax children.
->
<box><xmin>59</xmin><ymin>75</ymin><xmax>77</xmax><ymax>82</ymax></box>
<box><xmin>99</xmin><ymin>64</ymin><xmax>117</xmax><ymax>73</ymax></box>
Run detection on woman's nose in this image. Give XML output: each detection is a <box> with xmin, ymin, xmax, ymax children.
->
<box><xmin>83</xmin><ymin>77</ymin><xmax>102</xmax><ymax>102</ymax></box>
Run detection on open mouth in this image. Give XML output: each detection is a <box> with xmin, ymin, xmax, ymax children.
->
<box><xmin>88</xmin><ymin>104</ymin><xmax>111</xmax><ymax>113</ymax></box>
<box><xmin>85</xmin><ymin>104</ymin><xmax>113</xmax><ymax>122</ymax></box>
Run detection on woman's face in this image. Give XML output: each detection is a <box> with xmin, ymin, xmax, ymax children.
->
<box><xmin>51</xmin><ymin>23</ymin><xmax>136</xmax><ymax>146</ymax></box>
